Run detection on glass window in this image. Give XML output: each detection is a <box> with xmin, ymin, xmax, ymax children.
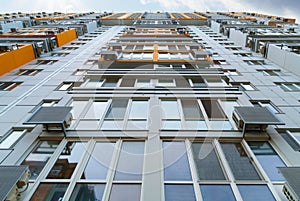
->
<box><xmin>82</xmin><ymin>142</ymin><xmax>115</xmax><ymax>180</ymax></box>
<box><xmin>201</xmin><ymin>99</ymin><xmax>226</xmax><ymax>119</ymax></box>
<box><xmin>190</xmin><ymin>78</ymin><xmax>206</xmax><ymax>87</ymax></box>
<box><xmin>186</xmin><ymin>120</ymin><xmax>207</xmax><ymax>130</ymax></box>
<box><xmin>47</xmin><ymin>142</ymin><xmax>86</xmax><ymax>179</ymax></box>
<box><xmin>58</xmin><ymin>83</ymin><xmax>72</xmax><ymax>91</ymax></box>
<box><xmin>221</xmin><ymin>143</ymin><xmax>261</xmax><ymax>180</ymax></box>
<box><xmin>209</xmin><ymin>120</ymin><xmax>233</xmax><ymax>130</ymax></box>
<box><xmin>30</xmin><ymin>183</ymin><xmax>68</xmax><ymax>201</ymax></box>
<box><xmin>114</xmin><ymin>142</ymin><xmax>144</xmax><ymax>180</ymax></box>
<box><xmin>109</xmin><ymin>184</ymin><xmax>141</xmax><ymax>201</ymax></box>
<box><xmin>101</xmin><ymin>120</ymin><xmax>123</xmax><ymax>130</ymax></box>
<box><xmin>248</xmin><ymin>142</ymin><xmax>285</xmax><ymax>181</ymax></box>
<box><xmin>200</xmin><ymin>185</ymin><xmax>236</xmax><ymax>201</ymax></box>
<box><xmin>164</xmin><ymin>184</ymin><xmax>196</xmax><ymax>201</ymax></box>
<box><xmin>103</xmin><ymin>78</ymin><xmax>118</xmax><ymax>87</ymax></box>
<box><xmin>128</xmin><ymin>100</ymin><xmax>148</xmax><ymax>119</ymax></box>
<box><xmin>105</xmin><ymin>99</ymin><xmax>128</xmax><ymax>119</ymax></box>
<box><xmin>0</xmin><ymin>130</ymin><xmax>25</xmax><ymax>149</ymax></box>
<box><xmin>161</xmin><ymin>100</ymin><xmax>180</xmax><ymax>119</ymax></box>
<box><xmin>238</xmin><ymin>185</ymin><xmax>276</xmax><ymax>201</ymax></box>
<box><xmin>241</xmin><ymin>83</ymin><xmax>255</xmax><ymax>91</ymax></box>
<box><xmin>71</xmin><ymin>101</ymin><xmax>88</xmax><ymax>119</ymax></box>
<box><xmin>136</xmin><ymin>79</ymin><xmax>152</xmax><ymax>88</ymax></box>
<box><xmin>70</xmin><ymin>184</ymin><xmax>105</xmax><ymax>201</ymax></box>
<box><xmin>157</xmin><ymin>80</ymin><xmax>176</xmax><ymax>87</ymax></box>
<box><xmin>84</xmin><ymin>101</ymin><xmax>108</xmax><ymax>119</ymax></box>
<box><xmin>126</xmin><ymin>120</ymin><xmax>147</xmax><ymax>130</ymax></box>
<box><xmin>162</xmin><ymin>120</ymin><xmax>181</xmax><ymax>130</ymax></box>
<box><xmin>22</xmin><ymin>141</ymin><xmax>60</xmax><ymax>180</ymax></box>
<box><xmin>181</xmin><ymin>99</ymin><xmax>203</xmax><ymax>119</ymax></box>
<box><xmin>163</xmin><ymin>141</ymin><xmax>192</xmax><ymax>181</ymax></box>
<box><xmin>77</xmin><ymin>120</ymin><xmax>99</xmax><ymax>130</ymax></box>
<box><xmin>280</xmin><ymin>131</ymin><xmax>300</xmax><ymax>151</ymax></box>
<box><xmin>192</xmin><ymin>143</ymin><xmax>225</xmax><ymax>180</ymax></box>
<box><xmin>85</xmin><ymin>79</ymin><xmax>104</xmax><ymax>88</ymax></box>
<box><xmin>252</xmin><ymin>101</ymin><xmax>279</xmax><ymax>114</ymax></box>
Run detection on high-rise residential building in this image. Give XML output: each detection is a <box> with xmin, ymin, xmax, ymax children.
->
<box><xmin>0</xmin><ymin>11</ymin><xmax>300</xmax><ymax>201</ymax></box>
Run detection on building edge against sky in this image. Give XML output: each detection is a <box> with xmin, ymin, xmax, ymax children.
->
<box><xmin>0</xmin><ymin>11</ymin><xmax>300</xmax><ymax>201</ymax></box>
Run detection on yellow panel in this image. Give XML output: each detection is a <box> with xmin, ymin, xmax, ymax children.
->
<box><xmin>56</xmin><ymin>28</ymin><xmax>77</xmax><ymax>47</ymax></box>
<box><xmin>0</xmin><ymin>44</ymin><xmax>35</xmax><ymax>75</ymax></box>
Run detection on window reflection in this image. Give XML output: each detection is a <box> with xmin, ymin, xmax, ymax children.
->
<box><xmin>82</xmin><ymin>142</ymin><xmax>115</xmax><ymax>180</ymax></box>
<box><xmin>30</xmin><ymin>183</ymin><xmax>68</xmax><ymax>201</ymax></box>
<box><xmin>165</xmin><ymin>184</ymin><xmax>196</xmax><ymax>201</ymax></box>
<box><xmin>109</xmin><ymin>184</ymin><xmax>141</xmax><ymax>201</ymax></box>
<box><xmin>22</xmin><ymin>141</ymin><xmax>60</xmax><ymax>180</ymax></box>
<box><xmin>70</xmin><ymin>184</ymin><xmax>105</xmax><ymax>201</ymax></box>
<box><xmin>47</xmin><ymin>142</ymin><xmax>86</xmax><ymax>179</ymax></box>
<box><xmin>163</xmin><ymin>141</ymin><xmax>192</xmax><ymax>181</ymax></box>
<box><xmin>200</xmin><ymin>185</ymin><xmax>236</xmax><ymax>201</ymax></box>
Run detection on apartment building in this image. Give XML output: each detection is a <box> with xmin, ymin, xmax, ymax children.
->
<box><xmin>0</xmin><ymin>12</ymin><xmax>300</xmax><ymax>201</ymax></box>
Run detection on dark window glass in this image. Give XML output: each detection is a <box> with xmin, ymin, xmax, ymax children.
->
<box><xmin>192</xmin><ymin>143</ymin><xmax>225</xmax><ymax>180</ymax></box>
<box><xmin>109</xmin><ymin>184</ymin><xmax>141</xmax><ymax>201</ymax></box>
<box><xmin>165</xmin><ymin>184</ymin><xmax>196</xmax><ymax>201</ymax></box>
<box><xmin>105</xmin><ymin>99</ymin><xmax>128</xmax><ymax>119</ymax></box>
<box><xmin>201</xmin><ymin>99</ymin><xmax>226</xmax><ymax>119</ymax></box>
<box><xmin>30</xmin><ymin>183</ymin><xmax>68</xmax><ymax>201</ymax></box>
<box><xmin>120</xmin><ymin>78</ymin><xmax>135</xmax><ymax>87</ymax></box>
<box><xmin>70</xmin><ymin>184</ymin><xmax>105</xmax><ymax>201</ymax></box>
<box><xmin>22</xmin><ymin>141</ymin><xmax>60</xmax><ymax>180</ymax></box>
<box><xmin>221</xmin><ymin>143</ymin><xmax>260</xmax><ymax>180</ymax></box>
<box><xmin>200</xmin><ymin>185</ymin><xmax>236</xmax><ymax>201</ymax></box>
<box><xmin>163</xmin><ymin>141</ymin><xmax>192</xmax><ymax>181</ymax></box>
<box><xmin>47</xmin><ymin>142</ymin><xmax>86</xmax><ymax>179</ymax></box>
<box><xmin>248</xmin><ymin>142</ymin><xmax>285</xmax><ymax>181</ymax></box>
<box><xmin>114</xmin><ymin>142</ymin><xmax>144</xmax><ymax>180</ymax></box>
<box><xmin>103</xmin><ymin>78</ymin><xmax>118</xmax><ymax>87</ymax></box>
<box><xmin>181</xmin><ymin>99</ymin><xmax>203</xmax><ymax>119</ymax></box>
<box><xmin>238</xmin><ymin>185</ymin><xmax>276</xmax><ymax>201</ymax></box>
<box><xmin>82</xmin><ymin>142</ymin><xmax>115</xmax><ymax>180</ymax></box>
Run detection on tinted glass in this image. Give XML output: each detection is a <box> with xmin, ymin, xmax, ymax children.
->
<box><xmin>181</xmin><ymin>99</ymin><xmax>203</xmax><ymax>119</ymax></box>
<box><xmin>47</xmin><ymin>142</ymin><xmax>86</xmax><ymax>179</ymax></box>
<box><xmin>84</xmin><ymin>101</ymin><xmax>108</xmax><ymax>119</ymax></box>
<box><xmin>192</xmin><ymin>143</ymin><xmax>225</xmax><ymax>180</ymax></box>
<box><xmin>105</xmin><ymin>99</ymin><xmax>128</xmax><ymax>119</ymax></box>
<box><xmin>114</xmin><ymin>142</ymin><xmax>144</xmax><ymax>180</ymax></box>
<box><xmin>129</xmin><ymin>100</ymin><xmax>148</xmax><ymax>119</ymax></box>
<box><xmin>248</xmin><ymin>142</ymin><xmax>285</xmax><ymax>181</ymax></box>
<box><xmin>165</xmin><ymin>184</ymin><xmax>196</xmax><ymax>201</ymax></box>
<box><xmin>201</xmin><ymin>100</ymin><xmax>226</xmax><ymax>119</ymax></box>
<box><xmin>221</xmin><ymin>143</ymin><xmax>260</xmax><ymax>180</ymax></box>
<box><xmin>109</xmin><ymin>184</ymin><xmax>141</xmax><ymax>201</ymax></box>
<box><xmin>163</xmin><ymin>141</ymin><xmax>192</xmax><ymax>180</ymax></box>
<box><xmin>82</xmin><ymin>142</ymin><xmax>115</xmax><ymax>180</ymax></box>
<box><xmin>200</xmin><ymin>185</ymin><xmax>236</xmax><ymax>201</ymax></box>
<box><xmin>70</xmin><ymin>184</ymin><xmax>105</xmax><ymax>201</ymax></box>
<box><xmin>30</xmin><ymin>183</ymin><xmax>68</xmax><ymax>201</ymax></box>
<box><xmin>22</xmin><ymin>141</ymin><xmax>60</xmax><ymax>180</ymax></box>
<box><xmin>238</xmin><ymin>185</ymin><xmax>276</xmax><ymax>201</ymax></box>
<box><xmin>161</xmin><ymin>100</ymin><xmax>180</xmax><ymax>119</ymax></box>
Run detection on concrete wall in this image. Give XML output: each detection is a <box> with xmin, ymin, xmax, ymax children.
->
<box><xmin>229</xmin><ymin>29</ymin><xmax>247</xmax><ymax>47</ymax></box>
<box><xmin>267</xmin><ymin>44</ymin><xmax>300</xmax><ymax>76</ymax></box>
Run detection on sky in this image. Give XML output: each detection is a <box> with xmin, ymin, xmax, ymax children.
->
<box><xmin>1</xmin><ymin>0</ymin><xmax>299</xmax><ymax>22</ymax></box>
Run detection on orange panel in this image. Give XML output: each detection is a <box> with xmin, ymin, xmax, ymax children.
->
<box><xmin>56</xmin><ymin>28</ymin><xmax>77</xmax><ymax>47</ymax></box>
<box><xmin>0</xmin><ymin>44</ymin><xmax>35</xmax><ymax>75</ymax></box>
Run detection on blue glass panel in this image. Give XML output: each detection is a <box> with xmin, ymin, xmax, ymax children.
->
<box><xmin>165</xmin><ymin>184</ymin><xmax>196</xmax><ymax>201</ymax></box>
<box><xmin>163</xmin><ymin>141</ymin><xmax>192</xmax><ymax>181</ymax></box>
<box><xmin>200</xmin><ymin>185</ymin><xmax>236</xmax><ymax>201</ymax></box>
<box><xmin>238</xmin><ymin>185</ymin><xmax>276</xmax><ymax>201</ymax></box>
<box><xmin>70</xmin><ymin>184</ymin><xmax>105</xmax><ymax>201</ymax></box>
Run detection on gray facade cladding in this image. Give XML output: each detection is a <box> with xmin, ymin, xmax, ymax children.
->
<box><xmin>0</xmin><ymin>11</ymin><xmax>300</xmax><ymax>201</ymax></box>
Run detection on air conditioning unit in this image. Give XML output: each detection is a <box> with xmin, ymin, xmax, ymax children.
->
<box><xmin>283</xmin><ymin>184</ymin><xmax>299</xmax><ymax>201</ymax></box>
<box><xmin>232</xmin><ymin>110</ymin><xmax>243</xmax><ymax>129</ymax></box>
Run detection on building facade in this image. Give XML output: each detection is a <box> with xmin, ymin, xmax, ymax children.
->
<box><xmin>0</xmin><ymin>12</ymin><xmax>300</xmax><ymax>201</ymax></box>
